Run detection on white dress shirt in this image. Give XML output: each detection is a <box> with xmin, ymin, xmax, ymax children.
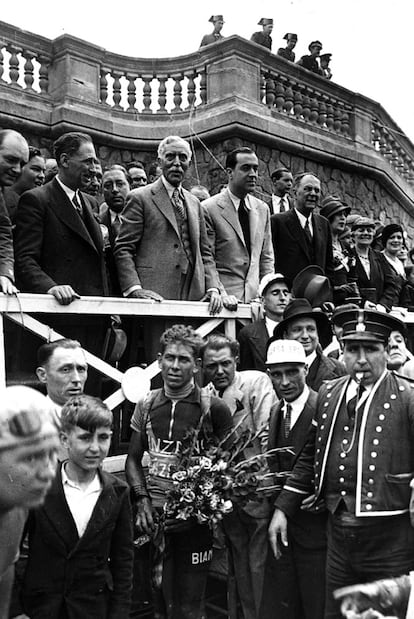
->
<box><xmin>62</xmin><ymin>464</ymin><xmax>102</xmax><ymax>537</ymax></box>
<box><xmin>283</xmin><ymin>384</ymin><xmax>310</xmax><ymax>431</ymax></box>
<box><xmin>227</xmin><ymin>189</ymin><xmax>253</xmax><ymax>212</ymax></box>
<box><xmin>55</xmin><ymin>176</ymin><xmax>81</xmax><ymax>213</ymax></box>
<box><xmin>265</xmin><ymin>316</ymin><xmax>279</xmax><ymax>338</ymax></box>
<box><xmin>295</xmin><ymin>208</ymin><xmax>313</xmax><ymax>236</ymax></box>
<box><xmin>271</xmin><ymin>194</ymin><xmax>289</xmax><ymax>215</ymax></box>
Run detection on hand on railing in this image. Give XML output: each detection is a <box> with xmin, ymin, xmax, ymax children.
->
<box><xmin>0</xmin><ymin>276</ymin><xmax>18</xmax><ymax>295</ymax></box>
<box><xmin>47</xmin><ymin>285</ymin><xmax>80</xmax><ymax>305</ymax></box>
<box><xmin>222</xmin><ymin>294</ymin><xmax>238</xmax><ymax>311</ymax></box>
<box><xmin>200</xmin><ymin>289</ymin><xmax>223</xmax><ymax>315</ymax></box>
<box><xmin>128</xmin><ymin>289</ymin><xmax>163</xmax><ymax>302</ymax></box>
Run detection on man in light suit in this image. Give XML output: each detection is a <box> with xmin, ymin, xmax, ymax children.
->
<box><xmin>14</xmin><ymin>132</ymin><xmax>108</xmax><ymax>365</ymax></box>
<box><xmin>264</xmin><ymin>339</ymin><xmax>326</xmax><ymax>619</ymax></box>
<box><xmin>114</xmin><ymin>135</ymin><xmax>221</xmax><ymax>311</ymax></box>
<box><xmin>202</xmin><ymin>147</ymin><xmax>274</xmax><ymax>309</ymax></box>
<box><xmin>202</xmin><ymin>333</ymin><xmax>278</xmax><ymax>619</ymax></box>
<box><xmin>271</xmin><ymin>172</ymin><xmax>334</xmax><ymax>284</ymax></box>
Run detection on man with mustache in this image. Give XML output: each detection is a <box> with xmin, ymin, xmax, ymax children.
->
<box><xmin>271</xmin><ymin>172</ymin><xmax>335</xmax><ymax>284</ymax></box>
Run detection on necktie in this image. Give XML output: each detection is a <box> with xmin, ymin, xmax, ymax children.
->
<box><xmin>112</xmin><ymin>214</ymin><xmax>121</xmax><ymax>238</ymax></box>
<box><xmin>238</xmin><ymin>199</ymin><xmax>251</xmax><ymax>254</ymax></box>
<box><xmin>284</xmin><ymin>402</ymin><xmax>292</xmax><ymax>438</ymax></box>
<box><xmin>279</xmin><ymin>196</ymin><xmax>287</xmax><ymax>213</ymax></box>
<box><xmin>72</xmin><ymin>192</ymin><xmax>83</xmax><ymax>218</ymax></box>
<box><xmin>172</xmin><ymin>188</ymin><xmax>186</xmax><ymax>220</ymax></box>
<box><xmin>304</xmin><ymin>217</ymin><xmax>313</xmax><ymax>245</ymax></box>
<box><xmin>347</xmin><ymin>385</ymin><xmax>365</xmax><ymax>419</ymax></box>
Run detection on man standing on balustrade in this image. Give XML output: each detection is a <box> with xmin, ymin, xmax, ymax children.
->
<box><xmin>202</xmin><ymin>147</ymin><xmax>274</xmax><ymax>310</ymax></box>
<box><xmin>199</xmin><ymin>15</ymin><xmax>225</xmax><ymax>47</ymax></box>
<box><xmin>251</xmin><ymin>18</ymin><xmax>274</xmax><ymax>50</ymax></box>
<box><xmin>14</xmin><ymin>132</ymin><xmax>109</xmax><ymax>360</ymax></box>
<box><xmin>277</xmin><ymin>33</ymin><xmax>298</xmax><ymax>62</ymax></box>
<box><xmin>297</xmin><ymin>41</ymin><xmax>323</xmax><ymax>74</ymax></box>
<box><xmin>271</xmin><ymin>172</ymin><xmax>335</xmax><ymax>285</ymax></box>
<box><xmin>0</xmin><ymin>129</ymin><xmax>28</xmax><ymax>295</ymax></box>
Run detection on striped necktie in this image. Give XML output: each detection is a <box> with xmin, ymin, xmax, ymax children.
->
<box><xmin>172</xmin><ymin>188</ymin><xmax>186</xmax><ymax>219</ymax></box>
<box><xmin>284</xmin><ymin>402</ymin><xmax>292</xmax><ymax>438</ymax></box>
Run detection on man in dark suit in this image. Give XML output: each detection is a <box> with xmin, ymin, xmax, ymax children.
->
<box><xmin>203</xmin><ymin>147</ymin><xmax>274</xmax><ymax>310</ymax></box>
<box><xmin>14</xmin><ymin>132</ymin><xmax>108</xmax><ymax>357</ymax></box>
<box><xmin>238</xmin><ymin>272</ymin><xmax>292</xmax><ymax>371</ymax></box>
<box><xmin>265</xmin><ymin>339</ymin><xmax>326</xmax><ymax>619</ymax></box>
<box><xmin>268</xmin><ymin>167</ymin><xmax>293</xmax><ymax>215</ymax></box>
<box><xmin>99</xmin><ymin>165</ymin><xmax>131</xmax><ymax>296</ymax></box>
<box><xmin>271</xmin><ymin>172</ymin><xmax>335</xmax><ymax>284</ymax></box>
<box><xmin>274</xmin><ymin>298</ymin><xmax>346</xmax><ymax>391</ymax></box>
<box><xmin>0</xmin><ymin>129</ymin><xmax>29</xmax><ymax>294</ymax></box>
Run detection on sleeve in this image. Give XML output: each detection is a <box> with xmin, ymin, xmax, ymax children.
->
<box><xmin>0</xmin><ymin>192</ymin><xmax>14</xmax><ymax>281</ymax></box>
<box><xmin>202</xmin><ymin>203</ymin><xmax>227</xmax><ymax>296</ymax></box>
<box><xmin>378</xmin><ymin>254</ymin><xmax>403</xmax><ymax>309</ymax></box>
<box><xmin>248</xmin><ymin>372</ymin><xmax>278</xmax><ymax>451</ymax></box>
<box><xmin>130</xmin><ymin>398</ymin><xmax>147</xmax><ymax>434</ymax></box>
<box><xmin>108</xmin><ymin>487</ymin><xmax>134</xmax><ymax>619</ymax></box>
<box><xmin>259</xmin><ymin>205</ymin><xmax>275</xmax><ymax>280</ymax></box>
<box><xmin>113</xmin><ymin>192</ymin><xmax>144</xmax><ymax>293</ymax></box>
<box><xmin>210</xmin><ymin>396</ymin><xmax>234</xmax><ymax>441</ymax></box>
<box><xmin>14</xmin><ymin>191</ymin><xmax>57</xmax><ymax>292</ymax></box>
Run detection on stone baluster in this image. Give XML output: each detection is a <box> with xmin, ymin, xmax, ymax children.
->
<box><xmin>38</xmin><ymin>55</ymin><xmax>49</xmax><ymax>94</ymax></box>
<box><xmin>292</xmin><ymin>83</ymin><xmax>303</xmax><ymax>119</ymax></box>
<box><xmin>0</xmin><ymin>47</ymin><xmax>4</xmax><ymax>83</ymax></box>
<box><xmin>126</xmin><ymin>73</ymin><xmax>137</xmax><ymax>112</ymax></box>
<box><xmin>284</xmin><ymin>80</ymin><xmax>294</xmax><ymax>115</ymax></box>
<box><xmin>325</xmin><ymin>98</ymin><xmax>334</xmax><ymax>131</ymax></box>
<box><xmin>186</xmin><ymin>72</ymin><xmax>196</xmax><ymax>109</ymax></box>
<box><xmin>318</xmin><ymin>95</ymin><xmax>327</xmax><ymax>128</ymax></box>
<box><xmin>100</xmin><ymin>69</ymin><xmax>109</xmax><ymax>105</ymax></box>
<box><xmin>378</xmin><ymin>127</ymin><xmax>387</xmax><ymax>156</ymax></box>
<box><xmin>22</xmin><ymin>50</ymin><xmax>35</xmax><ymax>91</ymax></box>
<box><xmin>301</xmin><ymin>87</ymin><xmax>311</xmax><ymax>123</ymax></box>
<box><xmin>384</xmin><ymin>133</ymin><xmax>394</xmax><ymax>162</ymax></box>
<box><xmin>333</xmin><ymin>102</ymin><xmax>342</xmax><ymax>134</ymax></box>
<box><xmin>199</xmin><ymin>69</ymin><xmax>207</xmax><ymax>105</ymax></box>
<box><xmin>265</xmin><ymin>73</ymin><xmax>276</xmax><ymax>107</ymax></box>
<box><xmin>401</xmin><ymin>154</ymin><xmax>411</xmax><ymax>180</ymax></box>
<box><xmin>390</xmin><ymin>141</ymin><xmax>400</xmax><ymax>168</ymax></box>
<box><xmin>309</xmin><ymin>90</ymin><xmax>319</xmax><ymax>124</ymax></box>
<box><xmin>275</xmin><ymin>77</ymin><xmax>285</xmax><ymax>113</ymax></box>
<box><xmin>341</xmin><ymin>104</ymin><xmax>351</xmax><ymax>136</ymax></box>
<box><xmin>142</xmin><ymin>75</ymin><xmax>153</xmax><ymax>114</ymax></box>
<box><xmin>157</xmin><ymin>75</ymin><xmax>167</xmax><ymax>113</ymax></box>
<box><xmin>371</xmin><ymin>121</ymin><xmax>381</xmax><ymax>150</ymax></box>
<box><xmin>7</xmin><ymin>45</ymin><xmax>21</xmax><ymax>88</ymax></box>
<box><xmin>112</xmin><ymin>71</ymin><xmax>123</xmax><ymax>109</ymax></box>
<box><xmin>172</xmin><ymin>73</ymin><xmax>183</xmax><ymax>112</ymax></box>
<box><xmin>259</xmin><ymin>71</ymin><xmax>266</xmax><ymax>103</ymax></box>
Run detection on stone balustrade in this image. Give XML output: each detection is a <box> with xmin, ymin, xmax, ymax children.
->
<box><xmin>0</xmin><ymin>20</ymin><xmax>413</xmax><ymax>201</ymax></box>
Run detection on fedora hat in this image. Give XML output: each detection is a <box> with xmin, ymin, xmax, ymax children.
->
<box><xmin>292</xmin><ymin>265</ymin><xmax>332</xmax><ymax>307</ymax></box>
<box><xmin>274</xmin><ymin>298</ymin><xmax>333</xmax><ymax>349</ymax></box>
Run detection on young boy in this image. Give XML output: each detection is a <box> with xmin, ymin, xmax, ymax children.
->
<box><xmin>22</xmin><ymin>395</ymin><xmax>133</xmax><ymax>619</ymax></box>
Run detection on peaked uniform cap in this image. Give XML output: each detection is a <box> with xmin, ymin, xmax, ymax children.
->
<box><xmin>283</xmin><ymin>33</ymin><xmax>297</xmax><ymax>41</ymax></box>
<box><xmin>209</xmin><ymin>15</ymin><xmax>224</xmax><ymax>22</ymax></box>
<box><xmin>333</xmin><ymin>308</ymin><xmax>406</xmax><ymax>343</ymax></box>
<box><xmin>308</xmin><ymin>40</ymin><xmax>323</xmax><ymax>50</ymax></box>
<box><xmin>258</xmin><ymin>18</ymin><xmax>273</xmax><ymax>26</ymax></box>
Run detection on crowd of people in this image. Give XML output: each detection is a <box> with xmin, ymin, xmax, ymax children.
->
<box><xmin>200</xmin><ymin>15</ymin><xmax>333</xmax><ymax>79</ymax></box>
<box><xmin>1</xmin><ymin>125</ymin><xmax>414</xmax><ymax>619</ymax></box>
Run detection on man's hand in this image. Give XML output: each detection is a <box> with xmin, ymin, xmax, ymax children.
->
<box><xmin>222</xmin><ymin>294</ymin><xmax>238</xmax><ymax>311</ymax></box>
<box><xmin>128</xmin><ymin>289</ymin><xmax>164</xmax><ymax>302</ymax></box>
<box><xmin>364</xmin><ymin>300</ymin><xmax>377</xmax><ymax>310</ymax></box>
<box><xmin>47</xmin><ymin>285</ymin><xmax>80</xmax><ymax>305</ymax></box>
<box><xmin>268</xmin><ymin>508</ymin><xmax>288</xmax><ymax>559</ymax></box>
<box><xmin>201</xmin><ymin>290</ymin><xmax>222</xmax><ymax>315</ymax></box>
<box><xmin>0</xmin><ymin>276</ymin><xmax>17</xmax><ymax>295</ymax></box>
<box><xmin>135</xmin><ymin>496</ymin><xmax>155</xmax><ymax>535</ymax></box>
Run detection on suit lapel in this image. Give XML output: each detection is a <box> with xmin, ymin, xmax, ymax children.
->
<box><xmin>285</xmin><ymin>210</ymin><xmax>311</xmax><ymax>261</ymax></box>
<box><xmin>248</xmin><ymin>198</ymin><xmax>259</xmax><ymax>251</ymax></box>
<box><xmin>290</xmin><ymin>391</ymin><xmax>317</xmax><ymax>455</ymax></box>
<box><xmin>41</xmin><ymin>465</ymin><xmax>79</xmax><ymax>551</ymax></box>
<box><xmin>49</xmin><ymin>180</ymin><xmax>99</xmax><ymax>252</ymax></box>
<box><xmin>219</xmin><ymin>191</ymin><xmax>245</xmax><ymax>246</ymax></box>
<box><xmin>184</xmin><ymin>190</ymin><xmax>199</xmax><ymax>260</ymax></box>
<box><xmin>75</xmin><ymin>471</ymin><xmax>117</xmax><ymax>549</ymax></box>
<box><xmin>79</xmin><ymin>192</ymin><xmax>103</xmax><ymax>254</ymax></box>
<box><xmin>152</xmin><ymin>178</ymin><xmax>179</xmax><ymax>236</ymax></box>
<box><xmin>312</xmin><ymin>215</ymin><xmax>324</xmax><ymax>262</ymax></box>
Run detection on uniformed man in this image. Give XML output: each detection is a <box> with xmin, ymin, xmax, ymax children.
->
<box><xmin>269</xmin><ymin>308</ymin><xmax>414</xmax><ymax>618</ymax></box>
<box><xmin>277</xmin><ymin>33</ymin><xmax>298</xmax><ymax>62</ymax></box>
<box><xmin>320</xmin><ymin>53</ymin><xmax>333</xmax><ymax>80</ymax></box>
<box><xmin>251</xmin><ymin>18</ymin><xmax>273</xmax><ymax>51</ymax></box>
<box><xmin>297</xmin><ymin>41</ymin><xmax>323</xmax><ymax>74</ymax></box>
<box><xmin>199</xmin><ymin>15</ymin><xmax>225</xmax><ymax>47</ymax></box>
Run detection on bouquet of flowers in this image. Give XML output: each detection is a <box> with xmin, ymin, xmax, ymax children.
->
<box><xmin>163</xmin><ymin>418</ymin><xmax>294</xmax><ymax>527</ymax></box>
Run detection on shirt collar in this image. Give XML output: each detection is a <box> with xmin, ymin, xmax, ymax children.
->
<box><xmin>284</xmin><ymin>384</ymin><xmax>310</xmax><ymax>415</ymax></box>
<box><xmin>161</xmin><ymin>175</ymin><xmax>182</xmax><ymax>200</ymax></box>
<box><xmin>56</xmin><ymin>175</ymin><xmax>78</xmax><ymax>202</ymax></box>
<box><xmin>61</xmin><ymin>462</ymin><xmax>101</xmax><ymax>492</ymax></box>
<box><xmin>294</xmin><ymin>208</ymin><xmax>311</xmax><ymax>227</ymax></box>
<box><xmin>227</xmin><ymin>188</ymin><xmax>252</xmax><ymax>211</ymax></box>
<box><xmin>306</xmin><ymin>350</ymin><xmax>317</xmax><ymax>366</ymax></box>
<box><xmin>265</xmin><ymin>315</ymin><xmax>279</xmax><ymax>337</ymax></box>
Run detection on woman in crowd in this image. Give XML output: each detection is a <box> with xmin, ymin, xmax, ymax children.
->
<box><xmin>386</xmin><ymin>328</ymin><xmax>414</xmax><ymax>379</ymax></box>
<box><xmin>379</xmin><ymin>223</ymin><xmax>406</xmax><ymax>306</ymax></box>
